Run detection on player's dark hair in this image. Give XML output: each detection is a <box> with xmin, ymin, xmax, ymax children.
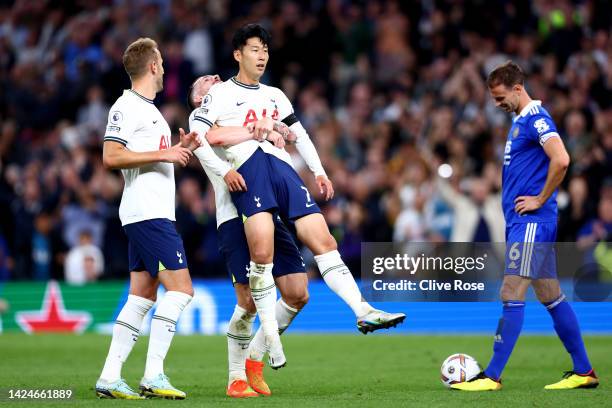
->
<box><xmin>486</xmin><ymin>61</ymin><xmax>526</xmax><ymax>88</ymax></box>
<box><xmin>232</xmin><ymin>23</ymin><xmax>271</xmax><ymax>51</ymax></box>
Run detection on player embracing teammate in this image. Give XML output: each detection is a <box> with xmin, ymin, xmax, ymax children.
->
<box><xmin>189</xmin><ymin>24</ymin><xmax>405</xmax><ymax>397</ymax></box>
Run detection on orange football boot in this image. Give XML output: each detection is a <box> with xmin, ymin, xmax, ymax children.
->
<box><xmin>246</xmin><ymin>358</ymin><xmax>271</xmax><ymax>396</ymax></box>
<box><xmin>226</xmin><ymin>379</ymin><xmax>259</xmax><ymax>398</ymax></box>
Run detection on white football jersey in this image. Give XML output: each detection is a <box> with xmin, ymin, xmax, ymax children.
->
<box><xmin>104</xmin><ymin>90</ymin><xmax>175</xmax><ymax>226</ymax></box>
<box><xmin>191</xmin><ymin>77</ymin><xmax>297</xmax><ymax>169</ymax></box>
<box><xmin>188</xmin><ymin>110</ymin><xmax>238</xmax><ymax>228</ymax></box>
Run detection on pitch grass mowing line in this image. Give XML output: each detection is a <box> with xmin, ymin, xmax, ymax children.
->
<box><xmin>0</xmin><ymin>334</ymin><xmax>609</xmax><ymax>407</ymax></box>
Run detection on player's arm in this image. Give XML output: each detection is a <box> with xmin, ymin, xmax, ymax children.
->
<box><xmin>275</xmin><ymin>90</ymin><xmax>333</xmax><ymax>200</ymax></box>
<box><xmin>189</xmin><ymin>115</ymin><xmax>247</xmax><ymax>192</ymax></box>
<box><xmin>207</xmin><ymin>124</ymin><xmax>285</xmax><ymax>148</ymax></box>
<box><xmin>206</xmin><ymin>126</ymin><xmax>253</xmax><ymax>146</ymax></box>
<box><xmin>514</xmin><ymin>137</ymin><xmax>570</xmax><ymax>215</ymax></box>
<box><xmin>102</xmin><ymin>106</ymin><xmax>192</xmax><ymax>169</ymax></box>
<box><xmin>287</xmin><ymin>117</ymin><xmax>333</xmax><ymax>200</ymax></box>
<box><xmin>102</xmin><ymin>141</ymin><xmax>192</xmax><ymax>169</ymax></box>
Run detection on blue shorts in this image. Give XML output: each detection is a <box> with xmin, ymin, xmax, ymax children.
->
<box><xmin>231</xmin><ymin>148</ymin><xmax>321</xmax><ymax>221</ymax></box>
<box><xmin>123</xmin><ymin>218</ymin><xmax>187</xmax><ymax>276</ymax></box>
<box><xmin>218</xmin><ymin>216</ymin><xmax>306</xmax><ymax>285</ymax></box>
<box><xmin>504</xmin><ymin>222</ymin><xmax>557</xmax><ymax>279</ymax></box>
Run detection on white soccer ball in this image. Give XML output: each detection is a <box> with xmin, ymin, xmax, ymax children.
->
<box><xmin>440</xmin><ymin>353</ymin><xmax>481</xmax><ymax>388</ymax></box>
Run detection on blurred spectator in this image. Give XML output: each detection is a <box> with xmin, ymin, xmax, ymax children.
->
<box><xmin>64</xmin><ymin>229</ymin><xmax>104</xmax><ymax>285</ymax></box>
<box><xmin>0</xmin><ymin>231</ymin><xmax>10</xmax><ymax>281</ymax></box>
<box><xmin>435</xmin><ymin>174</ymin><xmax>505</xmax><ymax>243</ymax></box>
<box><xmin>0</xmin><ymin>1</ymin><xmax>609</xmax><ymax>281</ymax></box>
<box><xmin>577</xmin><ymin>181</ymin><xmax>612</xmax><ymax>250</ymax></box>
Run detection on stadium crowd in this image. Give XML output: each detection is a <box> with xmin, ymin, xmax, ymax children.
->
<box><xmin>0</xmin><ymin>0</ymin><xmax>610</xmax><ymax>282</ymax></box>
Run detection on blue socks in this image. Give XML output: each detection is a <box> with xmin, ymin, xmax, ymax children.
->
<box><xmin>544</xmin><ymin>295</ymin><xmax>592</xmax><ymax>374</ymax></box>
<box><xmin>484</xmin><ymin>300</ymin><xmax>525</xmax><ymax>381</ymax></box>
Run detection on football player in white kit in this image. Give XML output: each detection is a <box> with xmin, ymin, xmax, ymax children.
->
<box><xmin>95</xmin><ymin>38</ymin><xmax>200</xmax><ymax>400</ymax></box>
<box><xmin>189</xmin><ymin>24</ymin><xmax>405</xmax><ymax>396</ymax></box>
<box><xmin>188</xmin><ymin>75</ymin><xmax>307</xmax><ymax>398</ymax></box>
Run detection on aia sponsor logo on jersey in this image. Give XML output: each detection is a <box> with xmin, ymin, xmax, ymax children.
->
<box><xmin>242</xmin><ymin>108</ymin><xmax>279</xmax><ymax>127</ymax></box>
<box><xmin>159</xmin><ymin>135</ymin><xmax>170</xmax><ymax>150</ymax></box>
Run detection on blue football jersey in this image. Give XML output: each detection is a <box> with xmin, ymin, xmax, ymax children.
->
<box><xmin>502</xmin><ymin>101</ymin><xmax>560</xmax><ymax>225</ymax></box>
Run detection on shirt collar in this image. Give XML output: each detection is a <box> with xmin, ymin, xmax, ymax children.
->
<box><xmin>231</xmin><ymin>76</ymin><xmax>260</xmax><ymax>90</ymax></box>
<box><xmin>518</xmin><ymin>100</ymin><xmax>541</xmax><ymax>117</ymax></box>
<box><xmin>512</xmin><ymin>100</ymin><xmax>541</xmax><ymax>122</ymax></box>
<box><xmin>126</xmin><ymin>89</ymin><xmax>155</xmax><ymax>104</ymax></box>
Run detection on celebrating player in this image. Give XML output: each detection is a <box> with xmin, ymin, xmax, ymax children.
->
<box><xmin>95</xmin><ymin>37</ymin><xmax>200</xmax><ymax>400</ymax></box>
<box><xmin>187</xmin><ymin>76</ymin><xmax>305</xmax><ymax>398</ymax></box>
<box><xmin>189</xmin><ymin>22</ymin><xmax>405</xmax><ymax>380</ymax></box>
<box><xmin>452</xmin><ymin>61</ymin><xmax>598</xmax><ymax>391</ymax></box>
<box><xmin>188</xmin><ymin>74</ymin><xmax>404</xmax><ymax>397</ymax></box>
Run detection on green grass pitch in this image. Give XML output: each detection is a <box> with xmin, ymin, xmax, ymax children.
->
<box><xmin>0</xmin><ymin>334</ymin><xmax>609</xmax><ymax>407</ymax></box>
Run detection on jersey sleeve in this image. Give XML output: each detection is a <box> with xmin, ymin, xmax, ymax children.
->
<box><xmin>103</xmin><ymin>102</ymin><xmax>137</xmax><ymax>146</ymax></box>
<box><xmin>272</xmin><ymin>88</ymin><xmax>326</xmax><ymax>177</ymax></box>
<box><xmin>191</xmin><ymin>83</ymin><xmax>224</xmax><ymax>137</ymax></box>
<box><xmin>528</xmin><ymin>114</ymin><xmax>560</xmax><ymax>146</ymax></box>
<box><xmin>189</xmin><ymin>111</ymin><xmax>232</xmax><ymax>178</ymax></box>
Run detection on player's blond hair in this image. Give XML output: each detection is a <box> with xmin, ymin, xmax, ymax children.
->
<box><xmin>122</xmin><ymin>37</ymin><xmax>159</xmax><ymax>80</ymax></box>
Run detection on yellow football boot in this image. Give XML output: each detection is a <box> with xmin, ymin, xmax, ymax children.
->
<box><xmin>545</xmin><ymin>371</ymin><xmax>599</xmax><ymax>390</ymax></box>
<box><xmin>139</xmin><ymin>374</ymin><xmax>186</xmax><ymax>399</ymax></box>
<box><xmin>451</xmin><ymin>373</ymin><xmax>502</xmax><ymax>391</ymax></box>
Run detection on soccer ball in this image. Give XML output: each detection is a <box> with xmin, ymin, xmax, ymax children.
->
<box><xmin>440</xmin><ymin>353</ymin><xmax>481</xmax><ymax>388</ymax></box>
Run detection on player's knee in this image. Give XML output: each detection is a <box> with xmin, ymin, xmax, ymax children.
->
<box><xmin>131</xmin><ymin>286</ymin><xmax>157</xmax><ymax>301</ymax></box>
<box><xmin>295</xmin><ymin>290</ymin><xmax>309</xmax><ymax>309</ymax></box>
<box><xmin>250</xmin><ymin>248</ymin><xmax>273</xmax><ymax>264</ymax></box>
<box><xmin>174</xmin><ymin>284</ymin><xmax>194</xmax><ymax>297</ymax></box>
<box><xmin>144</xmin><ymin>292</ymin><xmax>157</xmax><ymax>302</ymax></box>
<box><xmin>312</xmin><ymin>233</ymin><xmax>337</xmax><ymax>255</ymax></box>
<box><xmin>500</xmin><ymin>284</ymin><xmax>520</xmax><ymax>302</ymax></box>
<box><xmin>535</xmin><ymin>288</ymin><xmax>560</xmax><ymax>304</ymax></box>
<box><xmin>236</xmin><ymin>290</ymin><xmax>256</xmax><ymax>313</ymax></box>
<box><xmin>238</xmin><ymin>298</ymin><xmax>256</xmax><ymax>314</ymax></box>
<box><xmin>284</xmin><ymin>288</ymin><xmax>309</xmax><ymax>310</ymax></box>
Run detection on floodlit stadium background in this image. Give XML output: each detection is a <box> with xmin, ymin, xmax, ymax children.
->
<box><xmin>0</xmin><ymin>1</ymin><xmax>610</xmax><ymax>334</ymax></box>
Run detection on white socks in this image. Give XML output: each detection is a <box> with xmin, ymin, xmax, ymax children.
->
<box><xmin>249</xmin><ymin>298</ymin><xmax>299</xmax><ymax>361</ymax></box>
<box><xmin>315</xmin><ymin>250</ymin><xmax>372</xmax><ymax>318</ymax></box>
<box><xmin>249</xmin><ymin>262</ymin><xmax>279</xmax><ymax>337</ymax></box>
<box><xmin>144</xmin><ymin>291</ymin><xmax>192</xmax><ymax>380</ymax></box>
<box><xmin>100</xmin><ymin>295</ymin><xmax>154</xmax><ymax>382</ymax></box>
<box><xmin>227</xmin><ymin>305</ymin><xmax>256</xmax><ymax>382</ymax></box>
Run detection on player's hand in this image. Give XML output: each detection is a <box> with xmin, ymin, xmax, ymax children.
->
<box><xmin>161</xmin><ymin>144</ymin><xmax>193</xmax><ymax>167</ymax></box>
<box><xmin>514</xmin><ymin>195</ymin><xmax>543</xmax><ymax>215</ymax></box>
<box><xmin>179</xmin><ymin>127</ymin><xmax>201</xmax><ymax>151</ymax></box>
<box><xmin>267</xmin><ymin>131</ymin><xmax>286</xmax><ymax>149</ymax></box>
<box><xmin>253</xmin><ymin>117</ymin><xmax>274</xmax><ymax>141</ymax></box>
<box><xmin>224</xmin><ymin>169</ymin><xmax>247</xmax><ymax>192</ymax></box>
<box><xmin>316</xmin><ymin>175</ymin><xmax>334</xmax><ymax>201</ymax></box>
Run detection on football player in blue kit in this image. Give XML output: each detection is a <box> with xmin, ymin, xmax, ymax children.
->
<box><xmin>453</xmin><ymin>61</ymin><xmax>598</xmax><ymax>391</ymax></box>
